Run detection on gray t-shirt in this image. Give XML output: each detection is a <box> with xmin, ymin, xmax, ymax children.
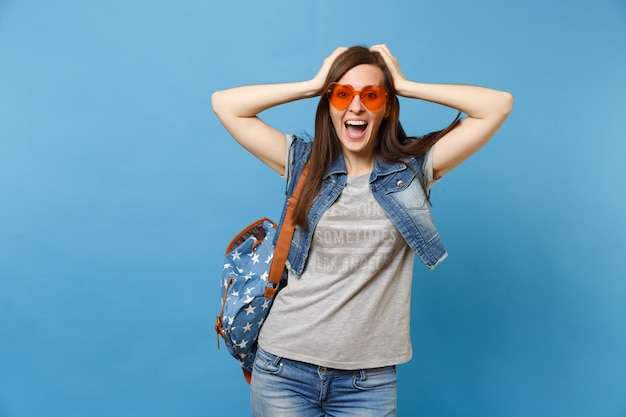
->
<box><xmin>259</xmin><ymin>142</ymin><xmax>435</xmax><ymax>369</ymax></box>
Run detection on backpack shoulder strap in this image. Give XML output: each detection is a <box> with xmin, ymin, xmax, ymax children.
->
<box><xmin>264</xmin><ymin>161</ymin><xmax>310</xmax><ymax>298</ymax></box>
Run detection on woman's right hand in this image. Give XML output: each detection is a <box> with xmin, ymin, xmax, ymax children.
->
<box><xmin>309</xmin><ymin>46</ymin><xmax>347</xmax><ymax>94</ymax></box>
<box><xmin>212</xmin><ymin>46</ymin><xmax>348</xmax><ymax>175</ymax></box>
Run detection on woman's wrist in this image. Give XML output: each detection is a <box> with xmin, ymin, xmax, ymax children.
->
<box><xmin>301</xmin><ymin>78</ymin><xmax>325</xmax><ymax>99</ymax></box>
<box><xmin>394</xmin><ymin>79</ymin><xmax>425</xmax><ymax>99</ymax></box>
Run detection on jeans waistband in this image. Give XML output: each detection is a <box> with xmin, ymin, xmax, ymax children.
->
<box><xmin>257</xmin><ymin>345</ymin><xmax>396</xmax><ymax>377</ymax></box>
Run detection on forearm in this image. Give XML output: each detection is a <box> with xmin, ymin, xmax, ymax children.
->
<box><xmin>211</xmin><ymin>79</ymin><xmax>326</xmax><ymax>175</ymax></box>
<box><xmin>394</xmin><ymin>80</ymin><xmax>513</xmax><ymax>120</ymax></box>
<box><xmin>212</xmin><ymin>80</ymin><xmax>320</xmax><ymax>119</ymax></box>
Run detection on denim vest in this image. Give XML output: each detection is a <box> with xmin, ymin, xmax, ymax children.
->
<box><xmin>275</xmin><ymin>136</ymin><xmax>447</xmax><ymax>275</ymax></box>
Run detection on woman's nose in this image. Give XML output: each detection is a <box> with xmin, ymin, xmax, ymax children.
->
<box><xmin>348</xmin><ymin>94</ymin><xmax>365</xmax><ymax>112</ymax></box>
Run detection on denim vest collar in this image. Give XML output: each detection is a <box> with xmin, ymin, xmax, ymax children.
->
<box><xmin>325</xmin><ymin>152</ymin><xmax>411</xmax><ymax>180</ymax></box>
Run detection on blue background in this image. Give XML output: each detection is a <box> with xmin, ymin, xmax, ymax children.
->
<box><xmin>1</xmin><ymin>0</ymin><xmax>625</xmax><ymax>416</ymax></box>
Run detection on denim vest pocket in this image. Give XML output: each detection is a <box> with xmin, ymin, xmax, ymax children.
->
<box><xmin>380</xmin><ymin>171</ymin><xmax>428</xmax><ymax>210</ymax></box>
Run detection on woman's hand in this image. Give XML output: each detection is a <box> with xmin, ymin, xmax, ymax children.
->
<box><xmin>212</xmin><ymin>46</ymin><xmax>350</xmax><ymax>175</ymax></box>
<box><xmin>370</xmin><ymin>44</ymin><xmax>513</xmax><ymax>179</ymax></box>
<box><xmin>309</xmin><ymin>46</ymin><xmax>348</xmax><ymax>94</ymax></box>
<box><xmin>370</xmin><ymin>44</ymin><xmax>408</xmax><ymax>94</ymax></box>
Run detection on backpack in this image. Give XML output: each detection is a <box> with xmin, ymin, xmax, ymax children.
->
<box><xmin>214</xmin><ymin>163</ymin><xmax>309</xmax><ymax>383</ymax></box>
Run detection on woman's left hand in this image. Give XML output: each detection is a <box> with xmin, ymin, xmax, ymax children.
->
<box><xmin>370</xmin><ymin>44</ymin><xmax>408</xmax><ymax>93</ymax></box>
<box><xmin>371</xmin><ymin>44</ymin><xmax>513</xmax><ymax>180</ymax></box>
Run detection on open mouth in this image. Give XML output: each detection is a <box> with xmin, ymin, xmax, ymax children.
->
<box><xmin>345</xmin><ymin>120</ymin><xmax>368</xmax><ymax>137</ymax></box>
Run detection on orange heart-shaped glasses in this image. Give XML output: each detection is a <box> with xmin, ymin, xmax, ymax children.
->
<box><xmin>326</xmin><ymin>83</ymin><xmax>388</xmax><ymax>112</ymax></box>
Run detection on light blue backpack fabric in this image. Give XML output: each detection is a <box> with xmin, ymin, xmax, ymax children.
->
<box><xmin>215</xmin><ymin>218</ymin><xmax>286</xmax><ymax>382</ymax></box>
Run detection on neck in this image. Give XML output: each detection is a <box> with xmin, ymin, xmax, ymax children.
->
<box><xmin>343</xmin><ymin>154</ymin><xmax>374</xmax><ymax>176</ymax></box>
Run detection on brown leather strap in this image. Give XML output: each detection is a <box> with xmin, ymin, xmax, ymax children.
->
<box><xmin>264</xmin><ymin>162</ymin><xmax>310</xmax><ymax>299</ymax></box>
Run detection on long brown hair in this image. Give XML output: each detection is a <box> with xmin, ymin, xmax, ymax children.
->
<box><xmin>293</xmin><ymin>46</ymin><xmax>460</xmax><ymax>228</ymax></box>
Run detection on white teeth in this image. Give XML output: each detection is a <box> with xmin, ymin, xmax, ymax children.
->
<box><xmin>345</xmin><ymin>120</ymin><xmax>367</xmax><ymax>126</ymax></box>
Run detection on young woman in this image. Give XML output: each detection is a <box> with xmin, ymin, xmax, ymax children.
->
<box><xmin>212</xmin><ymin>44</ymin><xmax>513</xmax><ymax>417</ymax></box>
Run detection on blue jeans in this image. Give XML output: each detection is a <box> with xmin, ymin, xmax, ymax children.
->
<box><xmin>250</xmin><ymin>347</ymin><xmax>397</xmax><ymax>417</ymax></box>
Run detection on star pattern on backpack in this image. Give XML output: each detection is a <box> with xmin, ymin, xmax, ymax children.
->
<box><xmin>216</xmin><ymin>219</ymin><xmax>282</xmax><ymax>377</ymax></box>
